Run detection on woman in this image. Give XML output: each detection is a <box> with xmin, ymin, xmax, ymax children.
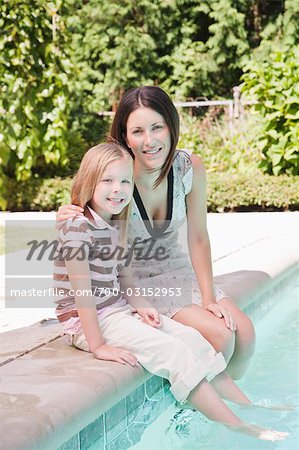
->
<box><xmin>58</xmin><ymin>86</ymin><xmax>255</xmax><ymax>379</ymax></box>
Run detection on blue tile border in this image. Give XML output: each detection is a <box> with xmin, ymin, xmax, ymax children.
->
<box><xmin>58</xmin><ymin>433</ymin><xmax>79</xmax><ymax>450</ymax></box>
<box><xmin>244</xmin><ymin>262</ymin><xmax>298</xmax><ymax>322</ymax></box>
<box><xmin>79</xmin><ymin>416</ymin><xmax>104</xmax><ymax>450</ymax></box>
<box><xmin>105</xmin><ymin>398</ymin><xmax>127</xmax><ymax>444</ymax></box>
<box><xmin>60</xmin><ymin>263</ymin><xmax>298</xmax><ymax>449</ymax></box>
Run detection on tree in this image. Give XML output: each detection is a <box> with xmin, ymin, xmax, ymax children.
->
<box><xmin>0</xmin><ymin>0</ymin><xmax>74</xmax><ymax>208</ymax></box>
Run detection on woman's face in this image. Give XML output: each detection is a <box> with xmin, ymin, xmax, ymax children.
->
<box><xmin>125</xmin><ymin>107</ymin><xmax>171</xmax><ymax>171</ymax></box>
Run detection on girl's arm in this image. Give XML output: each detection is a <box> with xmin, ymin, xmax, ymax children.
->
<box><xmin>119</xmin><ymin>265</ymin><xmax>161</xmax><ymax>328</ymax></box>
<box><xmin>65</xmin><ymin>256</ymin><xmax>104</xmax><ymax>351</ymax></box>
<box><xmin>186</xmin><ymin>155</ymin><xmax>235</xmax><ymax>330</ymax></box>
<box><xmin>65</xmin><ymin>255</ymin><xmax>138</xmax><ymax>366</ymax></box>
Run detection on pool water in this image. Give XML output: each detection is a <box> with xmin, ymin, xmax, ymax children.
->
<box><xmin>132</xmin><ymin>281</ymin><xmax>299</xmax><ymax>450</ymax></box>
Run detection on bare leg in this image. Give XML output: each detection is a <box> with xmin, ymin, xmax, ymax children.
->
<box><xmin>187</xmin><ymin>378</ymin><xmax>243</xmax><ymax>425</ymax></box>
<box><xmin>210</xmin><ymin>371</ymin><xmax>251</xmax><ymax>404</ymax></box>
<box><xmin>209</xmin><ymin>372</ymin><xmax>294</xmax><ymax>411</ymax></box>
<box><xmin>173</xmin><ymin>300</ymin><xmax>255</xmax><ymax>380</ymax></box>
<box><xmin>182</xmin><ymin>371</ymin><xmax>294</xmax><ymax>413</ymax></box>
<box><xmin>173</xmin><ymin>305</ymin><xmax>235</xmax><ymax>363</ymax></box>
<box><xmin>187</xmin><ymin>379</ymin><xmax>288</xmax><ymax>441</ymax></box>
<box><xmin>218</xmin><ymin>297</ymin><xmax>256</xmax><ymax>379</ymax></box>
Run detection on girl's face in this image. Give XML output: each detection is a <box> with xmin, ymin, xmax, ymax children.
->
<box><xmin>125</xmin><ymin>107</ymin><xmax>171</xmax><ymax>171</ymax></box>
<box><xmin>90</xmin><ymin>158</ymin><xmax>133</xmax><ymax>222</ymax></box>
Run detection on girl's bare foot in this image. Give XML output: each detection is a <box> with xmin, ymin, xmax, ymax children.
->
<box><xmin>228</xmin><ymin>422</ymin><xmax>289</xmax><ymax>441</ymax></box>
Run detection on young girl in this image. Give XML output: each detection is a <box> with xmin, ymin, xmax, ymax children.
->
<box><xmin>54</xmin><ymin>142</ymin><xmax>288</xmax><ymax>442</ymax></box>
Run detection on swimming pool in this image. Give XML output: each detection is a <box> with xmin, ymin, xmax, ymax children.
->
<box><xmin>131</xmin><ymin>276</ymin><xmax>299</xmax><ymax>450</ymax></box>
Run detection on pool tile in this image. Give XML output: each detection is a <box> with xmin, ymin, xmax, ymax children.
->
<box><xmin>127</xmin><ymin>422</ymin><xmax>147</xmax><ymax>446</ymax></box>
<box><xmin>79</xmin><ymin>415</ymin><xmax>104</xmax><ymax>450</ymax></box>
<box><xmin>162</xmin><ymin>379</ymin><xmax>174</xmax><ymax>408</ymax></box>
<box><xmin>164</xmin><ymin>389</ymin><xmax>175</xmax><ymax>408</ymax></box>
<box><xmin>132</xmin><ymin>397</ymin><xmax>165</xmax><ymax>425</ymax></box>
<box><xmin>58</xmin><ymin>433</ymin><xmax>79</xmax><ymax>450</ymax></box>
<box><xmin>105</xmin><ymin>429</ymin><xmax>131</xmax><ymax>450</ymax></box>
<box><xmin>84</xmin><ymin>439</ymin><xmax>105</xmax><ymax>450</ymax></box>
<box><xmin>105</xmin><ymin>398</ymin><xmax>127</xmax><ymax>443</ymax></box>
<box><xmin>126</xmin><ymin>384</ymin><xmax>145</xmax><ymax>425</ymax></box>
<box><xmin>145</xmin><ymin>376</ymin><xmax>163</xmax><ymax>400</ymax></box>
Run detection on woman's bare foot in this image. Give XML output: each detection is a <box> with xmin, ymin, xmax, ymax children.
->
<box><xmin>228</xmin><ymin>422</ymin><xmax>289</xmax><ymax>441</ymax></box>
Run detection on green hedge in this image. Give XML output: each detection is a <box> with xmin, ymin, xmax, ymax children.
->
<box><xmin>6</xmin><ymin>177</ymin><xmax>71</xmax><ymax>211</ymax></box>
<box><xmin>5</xmin><ymin>172</ymin><xmax>299</xmax><ymax>212</ymax></box>
<box><xmin>207</xmin><ymin>172</ymin><xmax>299</xmax><ymax>212</ymax></box>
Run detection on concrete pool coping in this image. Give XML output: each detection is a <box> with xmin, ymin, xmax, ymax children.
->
<box><xmin>0</xmin><ymin>212</ymin><xmax>298</xmax><ymax>449</ymax></box>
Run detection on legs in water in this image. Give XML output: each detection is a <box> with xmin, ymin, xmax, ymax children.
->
<box><xmin>173</xmin><ymin>300</ymin><xmax>256</xmax><ymax>379</ymax></box>
<box><xmin>187</xmin><ymin>374</ymin><xmax>289</xmax><ymax>441</ymax></box>
<box><xmin>218</xmin><ymin>297</ymin><xmax>256</xmax><ymax>379</ymax></box>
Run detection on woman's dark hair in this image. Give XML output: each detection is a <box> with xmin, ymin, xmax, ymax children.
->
<box><xmin>109</xmin><ymin>86</ymin><xmax>180</xmax><ymax>186</ymax></box>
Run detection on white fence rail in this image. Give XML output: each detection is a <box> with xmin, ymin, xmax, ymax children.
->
<box><xmin>97</xmin><ymin>87</ymin><xmax>258</xmax><ymax>134</ymax></box>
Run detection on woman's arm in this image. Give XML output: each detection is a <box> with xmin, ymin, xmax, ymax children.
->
<box><xmin>186</xmin><ymin>155</ymin><xmax>235</xmax><ymax>329</ymax></box>
<box><xmin>186</xmin><ymin>155</ymin><xmax>215</xmax><ymax>305</ymax></box>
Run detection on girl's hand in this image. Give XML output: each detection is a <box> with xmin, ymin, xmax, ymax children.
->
<box><xmin>136</xmin><ymin>307</ymin><xmax>162</xmax><ymax>328</ymax></box>
<box><xmin>204</xmin><ymin>303</ymin><xmax>236</xmax><ymax>331</ymax></box>
<box><xmin>57</xmin><ymin>204</ymin><xmax>84</xmax><ymax>221</ymax></box>
<box><xmin>92</xmin><ymin>343</ymin><xmax>138</xmax><ymax>367</ymax></box>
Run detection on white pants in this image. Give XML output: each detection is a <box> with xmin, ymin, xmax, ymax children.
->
<box><xmin>69</xmin><ymin>304</ymin><xmax>226</xmax><ymax>404</ymax></box>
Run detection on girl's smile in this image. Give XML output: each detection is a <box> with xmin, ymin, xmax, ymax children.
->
<box><xmin>90</xmin><ymin>158</ymin><xmax>133</xmax><ymax>221</ymax></box>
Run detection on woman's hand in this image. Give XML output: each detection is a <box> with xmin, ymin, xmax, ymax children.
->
<box><xmin>92</xmin><ymin>343</ymin><xmax>138</xmax><ymax>367</ymax></box>
<box><xmin>204</xmin><ymin>303</ymin><xmax>236</xmax><ymax>331</ymax></box>
<box><xmin>136</xmin><ymin>307</ymin><xmax>162</xmax><ymax>328</ymax></box>
<box><xmin>57</xmin><ymin>204</ymin><xmax>84</xmax><ymax>221</ymax></box>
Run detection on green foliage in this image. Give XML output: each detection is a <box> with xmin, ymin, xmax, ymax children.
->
<box><xmin>6</xmin><ymin>176</ymin><xmax>71</xmax><ymax>211</ymax></box>
<box><xmin>65</xmin><ymin>0</ymin><xmax>169</xmax><ymax>109</ymax></box>
<box><xmin>5</xmin><ymin>172</ymin><xmax>298</xmax><ymax>212</ymax></box>
<box><xmin>241</xmin><ymin>47</ymin><xmax>299</xmax><ymax>175</ymax></box>
<box><xmin>65</xmin><ymin>0</ymin><xmax>286</xmax><ymax>109</ymax></box>
<box><xmin>1</xmin><ymin>0</ymin><xmax>298</xmax><ymax>212</ymax></box>
<box><xmin>178</xmin><ymin>111</ymin><xmax>262</xmax><ymax>174</ymax></box>
<box><xmin>207</xmin><ymin>172</ymin><xmax>299</xmax><ymax>212</ymax></box>
<box><xmin>161</xmin><ymin>0</ymin><xmax>250</xmax><ymax>98</ymax></box>
<box><xmin>0</xmin><ymin>0</ymin><xmax>76</xmax><ymax>207</ymax></box>
<box><xmin>251</xmin><ymin>0</ymin><xmax>299</xmax><ymax>60</ymax></box>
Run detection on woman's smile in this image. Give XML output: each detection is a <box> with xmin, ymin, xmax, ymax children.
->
<box><xmin>142</xmin><ymin>146</ymin><xmax>162</xmax><ymax>156</ymax></box>
<box><xmin>126</xmin><ymin>107</ymin><xmax>171</xmax><ymax>169</ymax></box>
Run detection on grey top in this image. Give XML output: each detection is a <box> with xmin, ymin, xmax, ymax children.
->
<box><xmin>128</xmin><ymin>150</ymin><xmax>226</xmax><ymax>317</ymax></box>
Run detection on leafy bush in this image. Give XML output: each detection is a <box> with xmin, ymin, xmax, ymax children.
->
<box><xmin>6</xmin><ymin>177</ymin><xmax>71</xmax><ymax>211</ymax></box>
<box><xmin>0</xmin><ymin>0</ymin><xmax>76</xmax><ymax>207</ymax></box>
<box><xmin>5</xmin><ymin>173</ymin><xmax>298</xmax><ymax>212</ymax></box>
<box><xmin>178</xmin><ymin>110</ymin><xmax>262</xmax><ymax>174</ymax></box>
<box><xmin>241</xmin><ymin>46</ymin><xmax>299</xmax><ymax>176</ymax></box>
<box><xmin>207</xmin><ymin>172</ymin><xmax>299</xmax><ymax>212</ymax></box>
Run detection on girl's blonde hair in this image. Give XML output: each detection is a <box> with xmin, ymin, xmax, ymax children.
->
<box><xmin>71</xmin><ymin>142</ymin><xmax>133</xmax><ymax>246</ymax></box>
